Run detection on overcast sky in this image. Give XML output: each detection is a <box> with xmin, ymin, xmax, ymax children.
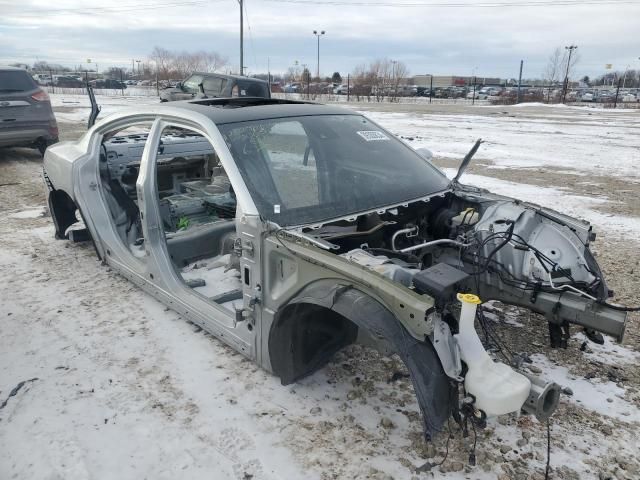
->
<box><xmin>1</xmin><ymin>0</ymin><xmax>638</xmax><ymax>79</ymax></box>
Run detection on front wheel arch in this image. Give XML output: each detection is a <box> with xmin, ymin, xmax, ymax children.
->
<box><xmin>268</xmin><ymin>280</ymin><xmax>452</xmax><ymax>438</ymax></box>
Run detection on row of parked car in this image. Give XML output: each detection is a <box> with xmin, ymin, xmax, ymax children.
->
<box><xmin>572</xmin><ymin>89</ymin><xmax>638</xmax><ymax>103</ymax></box>
<box><xmin>31</xmin><ymin>74</ymin><xmax>180</xmax><ymax>90</ymax></box>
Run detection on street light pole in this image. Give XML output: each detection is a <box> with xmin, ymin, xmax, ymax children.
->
<box><xmin>561</xmin><ymin>45</ymin><xmax>577</xmax><ymax>103</ymax></box>
<box><xmin>313</xmin><ymin>30</ymin><xmax>325</xmax><ymax>80</ymax></box>
<box><xmin>239</xmin><ymin>0</ymin><xmax>244</xmax><ymax>76</ymax></box>
<box><xmin>391</xmin><ymin>60</ymin><xmax>397</xmax><ymax>98</ymax></box>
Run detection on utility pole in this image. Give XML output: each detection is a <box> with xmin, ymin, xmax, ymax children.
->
<box><xmin>391</xmin><ymin>60</ymin><xmax>398</xmax><ymax>99</ymax></box>
<box><xmin>472</xmin><ymin>76</ymin><xmax>477</xmax><ymax>105</ymax></box>
<box><xmin>239</xmin><ymin>0</ymin><xmax>244</xmax><ymax>76</ymax></box>
<box><xmin>614</xmin><ymin>76</ymin><xmax>622</xmax><ymax>108</ymax></box>
<box><xmin>516</xmin><ymin>59</ymin><xmax>523</xmax><ymax>104</ymax></box>
<box><xmin>561</xmin><ymin>45</ymin><xmax>577</xmax><ymax>103</ymax></box>
<box><xmin>347</xmin><ymin>74</ymin><xmax>350</xmax><ymax>102</ymax></box>
<box><xmin>313</xmin><ymin>30</ymin><xmax>325</xmax><ymax>80</ymax></box>
<box><xmin>429</xmin><ymin>74</ymin><xmax>433</xmax><ymax>104</ymax></box>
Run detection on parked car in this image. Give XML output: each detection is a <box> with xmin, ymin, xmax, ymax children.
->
<box><xmin>282</xmin><ymin>83</ymin><xmax>300</xmax><ymax>93</ymax></box>
<box><xmin>43</xmin><ymin>97</ymin><xmax>627</xmax><ymax>444</ymax></box>
<box><xmin>466</xmin><ymin>89</ymin><xmax>489</xmax><ymax>100</ymax></box>
<box><xmin>580</xmin><ymin>91</ymin><xmax>595</xmax><ymax>102</ymax></box>
<box><xmin>411</xmin><ymin>86</ymin><xmax>433</xmax><ymax>97</ymax></box>
<box><xmin>160</xmin><ymin>73</ymin><xmax>270</xmax><ymax>102</ymax></box>
<box><xmin>32</xmin><ymin>74</ymin><xmax>53</xmax><ymax>86</ymax></box>
<box><xmin>54</xmin><ymin>76</ymin><xmax>84</xmax><ymax>88</ymax></box>
<box><xmin>596</xmin><ymin>91</ymin><xmax>616</xmax><ymax>103</ymax></box>
<box><xmin>0</xmin><ymin>66</ymin><xmax>58</xmax><ymax>155</ymax></box>
<box><xmin>622</xmin><ymin>93</ymin><xmax>637</xmax><ymax>102</ymax></box>
<box><xmin>333</xmin><ymin>84</ymin><xmax>350</xmax><ymax>95</ymax></box>
<box><xmin>89</xmin><ymin>79</ymin><xmax>127</xmax><ymax>90</ymax></box>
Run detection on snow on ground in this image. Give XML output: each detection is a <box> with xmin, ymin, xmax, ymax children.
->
<box><xmin>571</xmin><ymin>331</ymin><xmax>640</xmax><ymax>366</ymax></box>
<box><xmin>528</xmin><ymin>353</ymin><xmax>640</xmax><ymax>423</ymax></box>
<box><xmin>441</xmin><ymin>168</ymin><xmax>640</xmax><ymax>238</ymax></box>
<box><xmin>8</xmin><ymin>206</ymin><xmax>47</xmax><ymax>219</ymax></box>
<box><xmin>51</xmin><ymin>93</ymin><xmax>159</xmax><ymax>123</ymax></box>
<box><xmin>2</xmin><ymin>97</ymin><xmax>639</xmax><ymax>480</ymax></box>
<box><xmin>361</xmin><ymin>109</ymin><xmax>640</xmax><ymax>180</ymax></box>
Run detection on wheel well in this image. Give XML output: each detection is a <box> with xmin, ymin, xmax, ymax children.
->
<box><xmin>267</xmin><ymin>282</ymin><xmax>452</xmax><ymax>437</ymax></box>
<box><xmin>269</xmin><ymin>303</ymin><xmax>358</xmax><ymax>385</ymax></box>
<box><xmin>48</xmin><ymin>189</ymin><xmax>78</xmax><ymax>239</ymax></box>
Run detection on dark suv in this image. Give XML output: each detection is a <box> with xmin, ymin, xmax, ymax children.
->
<box><xmin>0</xmin><ymin>66</ymin><xmax>58</xmax><ymax>155</ymax></box>
<box><xmin>159</xmin><ymin>73</ymin><xmax>270</xmax><ymax>102</ymax></box>
<box><xmin>89</xmin><ymin>79</ymin><xmax>127</xmax><ymax>90</ymax></box>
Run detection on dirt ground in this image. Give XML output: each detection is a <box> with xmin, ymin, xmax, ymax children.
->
<box><xmin>1</xmin><ymin>104</ymin><xmax>639</xmax><ymax>480</ymax></box>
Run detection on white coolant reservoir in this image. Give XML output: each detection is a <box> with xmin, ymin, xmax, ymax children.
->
<box><xmin>454</xmin><ymin>293</ymin><xmax>531</xmax><ymax>417</ymax></box>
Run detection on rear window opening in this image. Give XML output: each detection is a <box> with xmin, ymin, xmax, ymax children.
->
<box><xmin>0</xmin><ymin>71</ymin><xmax>37</xmax><ymax>93</ymax></box>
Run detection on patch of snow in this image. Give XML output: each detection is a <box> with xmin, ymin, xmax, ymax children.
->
<box><xmin>361</xmin><ymin>109</ymin><xmax>640</xmax><ymax>180</ymax></box>
<box><xmin>529</xmin><ymin>353</ymin><xmax>640</xmax><ymax>423</ymax></box>
<box><xmin>8</xmin><ymin>207</ymin><xmax>46</xmax><ymax>219</ymax></box>
<box><xmin>441</xmin><ymin>168</ymin><xmax>640</xmax><ymax>238</ymax></box>
<box><xmin>572</xmin><ymin>332</ymin><xmax>640</xmax><ymax>366</ymax></box>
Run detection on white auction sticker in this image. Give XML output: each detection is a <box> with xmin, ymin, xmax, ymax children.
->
<box><xmin>357</xmin><ymin>130</ymin><xmax>390</xmax><ymax>141</ymax></box>
<box><xmin>274</xmin><ymin>204</ymin><xmax>281</xmax><ymax>214</ymax></box>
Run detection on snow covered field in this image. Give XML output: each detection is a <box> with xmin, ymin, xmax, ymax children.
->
<box><xmin>1</xmin><ymin>95</ymin><xmax>639</xmax><ymax>480</ymax></box>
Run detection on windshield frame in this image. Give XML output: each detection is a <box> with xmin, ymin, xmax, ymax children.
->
<box><xmin>218</xmin><ymin>112</ymin><xmax>450</xmax><ymax>227</ymax></box>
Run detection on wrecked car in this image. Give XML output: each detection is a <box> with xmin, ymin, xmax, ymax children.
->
<box><xmin>159</xmin><ymin>73</ymin><xmax>271</xmax><ymax>102</ymax></box>
<box><xmin>43</xmin><ymin>97</ymin><xmax>628</xmax><ymax>441</ymax></box>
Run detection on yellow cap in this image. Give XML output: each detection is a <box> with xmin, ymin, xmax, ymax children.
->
<box><xmin>457</xmin><ymin>293</ymin><xmax>482</xmax><ymax>305</ymax></box>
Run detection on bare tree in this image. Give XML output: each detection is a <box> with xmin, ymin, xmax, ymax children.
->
<box><xmin>149</xmin><ymin>46</ymin><xmax>228</xmax><ymax>80</ymax></box>
<box><xmin>151</xmin><ymin>46</ymin><xmax>173</xmax><ymax>80</ymax></box>
<box><xmin>391</xmin><ymin>60</ymin><xmax>409</xmax><ymax>100</ymax></box>
<box><xmin>543</xmin><ymin>48</ymin><xmax>562</xmax><ymax>103</ymax></box>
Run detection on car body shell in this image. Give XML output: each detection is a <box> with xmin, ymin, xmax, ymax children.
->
<box><xmin>43</xmin><ymin>99</ymin><xmax>627</xmax><ymax>439</ymax></box>
<box><xmin>160</xmin><ymin>73</ymin><xmax>270</xmax><ymax>102</ymax></box>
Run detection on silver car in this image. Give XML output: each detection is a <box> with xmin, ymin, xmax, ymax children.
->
<box><xmin>1</xmin><ymin>66</ymin><xmax>58</xmax><ymax>155</ymax></box>
<box><xmin>43</xmin><ymin>98</ymin><xmax>626</xmax><ymax>443</ymax></box>
<box><xmin>159</xmin><ymin>73</ymin><xmax>270</xmax><ymax>102</ymax></box>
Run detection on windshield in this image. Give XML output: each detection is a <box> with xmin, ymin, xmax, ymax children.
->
<box><xmin>0</xmin><ymin>71</ymin><xmax>37</xmax><ymax>92</ymax></box>
<box><xmin>218</xmin><ymin>114</ymin><xmax>449</xmax><ymax>226</ymax></box>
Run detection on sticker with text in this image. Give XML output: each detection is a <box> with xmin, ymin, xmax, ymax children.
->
<box><xmin>357</xmin><ymin>130</ymin><xmax>390</xmax><ymax>142</ymax></box>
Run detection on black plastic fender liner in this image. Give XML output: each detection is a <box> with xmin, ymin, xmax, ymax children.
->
<box><xmin>269</xmin><ymin>280</ymin><xmax>451</xmax><ymax>437</ymax></box>
<box><xmin>47</xmin><ymin>189</ymin><xmax>78</xmax><ymax>240</ymax></box>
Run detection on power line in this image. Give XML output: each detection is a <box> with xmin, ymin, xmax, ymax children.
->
<box><xmin>243</xmin><ymin>1</ymin><xmax>259</xmax><ymax>72</ymax></box>
<box><xmin>6</xmin><ymin>0</ymin><xmax>225</xmax><ymax>18</ymax></box>
<box><xmin>262</xmin><ymin>0</ymin><xmax>638</xmax><ymax>7</ymax></box>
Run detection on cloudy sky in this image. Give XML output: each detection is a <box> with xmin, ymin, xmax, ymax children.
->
<box><xmin>1</xmin><ymin>0</ymin><xmax>638</xmax><ymax>79</ymax></box>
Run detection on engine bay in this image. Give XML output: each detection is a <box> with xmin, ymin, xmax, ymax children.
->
<box><xmin>301</xmin><ymin>189</ymin><xmax>626</xmax><ymax>345</ymax></box>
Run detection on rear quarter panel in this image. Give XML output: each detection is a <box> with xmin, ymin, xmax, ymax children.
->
<box><xmin>43</xmin><ymin>141</ymin><xmax>87</xmax><ymax>198</ymax></box>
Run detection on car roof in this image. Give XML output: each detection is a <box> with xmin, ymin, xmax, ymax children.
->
<box><xmin>0</xmin><ymin>66</ymin><xmax>29</xmax><ymax>72</ymax></box>
<box><xmin>188</xmin><ymin>72</ymin><xmax>268</xmax><ymax>85</ymax></box>
<box><xmin>167</xmin><ymin>98</ymin><xmax>359</xmax><ymax>125</ymax></box>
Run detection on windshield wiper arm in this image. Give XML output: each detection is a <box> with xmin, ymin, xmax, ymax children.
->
<box><xmin>451</xmin><ymin>138</ymin><xmax>483</xmax><ymax>185</ymax></box>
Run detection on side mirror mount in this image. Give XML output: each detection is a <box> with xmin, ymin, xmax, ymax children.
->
<box><xmin>415</xmin><ymin>147</ymin><xmax>434</xmax><ymax>162</ymax></box>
